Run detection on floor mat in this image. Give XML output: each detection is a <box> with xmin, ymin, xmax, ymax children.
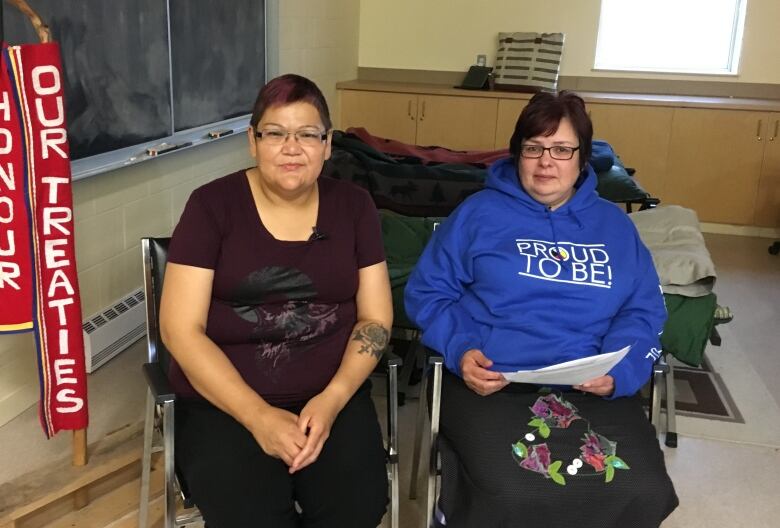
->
<box><xmin>665</xmin><ymin>325</ymin><xmax>780</xmax><ymax>448</ymax></box>
<box><xmin>655</xmin><ymin>366</ymin><xmax>744</xmax><ymax>423</ymax></box>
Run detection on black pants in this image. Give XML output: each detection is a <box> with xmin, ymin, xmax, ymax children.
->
<box><xmin>437</xmin><ymin>371</ymin><xmax>678</xmax><ymax>528</ymax></box>
<box><xmin>175</xmin><ymin>383</ymin><xmax>388</xmax><ymax>528</ymax></box>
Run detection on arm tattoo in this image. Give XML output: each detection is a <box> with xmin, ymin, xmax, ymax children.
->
<box><xmin>351</xmin><ymin>322</ymin><xmax>389</xmax><ymax>359</ymax></box>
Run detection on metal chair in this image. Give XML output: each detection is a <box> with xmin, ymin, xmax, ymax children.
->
<box><xmin>138</xmin><ymin>237</ymin><xmax>201</xmax><ymax>528</ymax></box>
<box><xmin>409</xmin><ymin>352</ymin><xmax>673</xmax><ymax>527</ymax></box>
<box><xmin>138</xmin><ymin>237</ymin><xmax>402</xmax><ymax>528</ymax></box>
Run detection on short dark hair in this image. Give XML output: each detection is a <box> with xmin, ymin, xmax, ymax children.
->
<box><xmin>509</xmin><ymin>91</ymin><xmax>592</xmax><ymax>170</ymax></box>
<box><xmin>249</xmin><ymin>74</ymin><xmax>332</xmax><ymax>130</ymax></box>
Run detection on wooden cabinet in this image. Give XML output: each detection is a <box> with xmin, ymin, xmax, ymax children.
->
<box><xmin>665</xmin><ymin>108</ymin><xmax>766</xmax><ymax>225</ymax></box>
<box><xmin>754</xmin><ymin>113</ymin><xmax>780</xmax><ymax>227</ymax></box>
<box><xmin>494</xmin><ymin>99</ymin><xmax>528</xmax><ymax>149</ymax></box>
<box><xmin>416</xmin><ymin>95</ymin><xmax>498</xmax><ymax>151</ymax></box>
<box><xmin>588</xmin><ymin>103</ymin><xmax>674</xmax><ymax>201</ymax></box>
<box><xmin>340</xmin><ymin>90</ymin><xmax>417</xmax><ymax>144</ymax></box>
<box><xmin>339</xmin><ymin>90</ymin><xmax>499</xmax><ymax>151</ymax></box>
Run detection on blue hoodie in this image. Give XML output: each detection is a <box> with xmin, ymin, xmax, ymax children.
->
<box><xmin>404</xmin><ymin>157</ymin><xmax>666</xmax><ymax>398</ymax></box>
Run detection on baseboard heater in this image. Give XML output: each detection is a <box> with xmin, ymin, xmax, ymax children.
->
<box><xmin>83</xmin><ymin>289</ymin><xmax>146</xmax><ymax>373</ymax></box>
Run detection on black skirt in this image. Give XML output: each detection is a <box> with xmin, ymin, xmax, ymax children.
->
<box><xmin>437</xmin><ymin>371</ymin><xmax>678</xmax><ymax>528</ymax></box>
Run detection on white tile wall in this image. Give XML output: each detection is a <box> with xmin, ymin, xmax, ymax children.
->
<box><xmin>0</xmin><ymin>333</ymin><xmax>38</xmax><ymax>427</ymax></box>
<box><xmin>0</xmin><ymin>0</ymin><xmax>361</xmax><ymax>430</ymax></box>
<box><xmin>277</xmin><ymin>0</ymin><xmax>361</xmax><ymax>127</ymax></box>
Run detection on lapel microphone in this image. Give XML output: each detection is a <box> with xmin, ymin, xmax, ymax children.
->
<box><xmin>310</xmin><ymin>226</ymin><xmax>327</xmax><ymax>241</ymax></box>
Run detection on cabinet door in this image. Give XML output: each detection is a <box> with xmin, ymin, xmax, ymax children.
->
<box><xmin>415</xmin><ymin>95</ymin><xmax>498</xmax><ymax>151</ymax></box>
<box><xmin>587</xmin><ymin>103</ymin><xmax>674</xmax><ymax>200</ymax></box>
<box><xmin>494</xmin><ymin>99</ymin><xmax>528</xmax><ymax>149</ymax></box>
<box><xmin>665</xmin><ymin>108</ymin><xmax>765</xmax><ymax>225</ymax></box>
<box><xmin>339</xmin><ymin>90</ymin><xmax>417</xmax><ymax>144</ymax></box>
<box><xmin>754</xmin><ymin>112</ymin><xmax>780</xmax><ymax>227</ymax></box>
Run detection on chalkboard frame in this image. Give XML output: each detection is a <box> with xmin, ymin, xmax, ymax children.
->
<box><xmin>69</xmin><ymin>114</ymin><xmax>252</xmax><ymax>180</ymax></box>
<box><xmin>2</xmin><ymin>0</ymin><xmax>275</xmax><ymax>181</ymax></box>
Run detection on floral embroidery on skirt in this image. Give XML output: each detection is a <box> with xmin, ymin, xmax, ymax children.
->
<box><xmin>511</xmin><ymin>393</ymin><xmax>630</xmax><ymax>485</ymax></box>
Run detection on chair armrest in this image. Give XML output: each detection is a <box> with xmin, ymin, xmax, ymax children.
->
<box><xmin>383</xmin><ymin>349</ymin><xmax>403</xmax><ymax>369</ymax></box>
<box><xmin>142</xmin><ymin>362</ymin><xmax>176</xmax><ymax>404</ymax></box>
<box><xmin>382</xmin><ymin>350</ymin><xmax>402</xmax><ymax>464</ymax></box>
<box><xmin>426</xmin><ymin>354</ymin><xmax>444</xmax><ymax>429</ymax></box>
<box><xmin>653</xmin><ymin>354</ymin><xmax>670</xmax><ymax>374</ymax></box>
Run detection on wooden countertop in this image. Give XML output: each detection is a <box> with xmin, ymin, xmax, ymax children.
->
<box><xmin>336</xmin><ymin>80</ymin><xmax>780</xmax><ymax>112</ymax></box>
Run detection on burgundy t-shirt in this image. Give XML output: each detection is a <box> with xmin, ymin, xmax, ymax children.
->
<box><xmin>166</xmin><ymin>170</ymin><xmax>385</xmax><ymax>407</ymax></box>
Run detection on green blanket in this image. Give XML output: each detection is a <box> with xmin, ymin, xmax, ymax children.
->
<box><xmin>381</xmin><ymin>212</ymin><xmax>442</xmax><ymax>328</ymax></box>
<box><xmin>660</xmin><ymin>293</ymin><xmax>716</xmax><ymax>367</ymax></box>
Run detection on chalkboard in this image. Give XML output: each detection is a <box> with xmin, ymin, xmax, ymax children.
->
<box><xmin>3</xmin><ymin>0</ymin><xmax>266</xmax><ymax>161</ymax></box>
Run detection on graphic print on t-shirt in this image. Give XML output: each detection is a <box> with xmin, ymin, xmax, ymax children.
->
<box><xmin>229</xmin><ymin>266</ymin><xmax>338</xmax><ymax>368</ymax></box>
<box><xmin>515</xmin><ymin>239</ymin><xmax>613</xmax><ymax>288</ymax></box>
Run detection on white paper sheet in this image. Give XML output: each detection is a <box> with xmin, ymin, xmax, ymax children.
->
<box><xmin>501</xmin><ymin>345</ymin><xmax>631</xmax><ymax>385</ymax></box>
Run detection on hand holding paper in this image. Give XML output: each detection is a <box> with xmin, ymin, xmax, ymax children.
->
<box><xmin>501</xmin><ymin>345</ymin><xmax>631</xmax><ymax>386</ymax></box>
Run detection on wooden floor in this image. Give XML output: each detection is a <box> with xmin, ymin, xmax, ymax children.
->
<box><xmin>0</xmin><ymin>425</ymin><xmax>165</xmax><ymax>528</ymax></box>
<box><xmin>41</xmin><ymin>474</ymin><xmax>164</xmax><ymax>528</ymax></box>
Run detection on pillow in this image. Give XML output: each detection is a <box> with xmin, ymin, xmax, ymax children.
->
<box><xmin>589</xmin><ymin>140</ymin><xmax>617</xmax><ymax>173</ymax></box>
<box><xmin>595</xmin><ymin>162</ymin><xmax>649</xmax><ymax>204</ymax></box>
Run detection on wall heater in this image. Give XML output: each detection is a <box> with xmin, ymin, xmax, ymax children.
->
<box><xmin>83</xmin><ymin>289</ymin><xmax>146</xmax><ymax>373</ymax></box>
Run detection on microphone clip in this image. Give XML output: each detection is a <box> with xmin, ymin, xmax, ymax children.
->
<box><xmin>310</xmin><ymin>226</ymin><xmax>327</xmax><ymax>241</ymax></box>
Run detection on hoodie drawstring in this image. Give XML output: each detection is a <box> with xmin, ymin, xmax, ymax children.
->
<box><xmin>546</xmin><ymin>206</ymin><xmax>585</xmax><ymax>272</ymax></box>
<box><xmin>545</xmin><ymin>207</ymin><xmax>567</xmax><ymax>271</ymax></box>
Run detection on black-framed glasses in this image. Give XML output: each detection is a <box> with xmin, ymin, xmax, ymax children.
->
<box><xmin>255</xmin><ymin>128</ymin><xmax>328</xmax><ymax>146</ymax></box>
<box><xmin>520</xmin><ymin>144</ymin><xmax>580</xmax><ymax>160</ymax></box>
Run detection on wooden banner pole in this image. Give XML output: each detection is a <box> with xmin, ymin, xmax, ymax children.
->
<box><xmin>73</xmin><ymin>430</ymin><xmax>88</xmax><ymax>508</ymax></box>
<box><xmin>73</xmin><ymin>428</ymin><xmax>88</xmax><ymax>466</ymax></box>
<box><xmin>5</xmin><ymin>0</ymin><xmax>52</xmax><ymax>43</ymax></box>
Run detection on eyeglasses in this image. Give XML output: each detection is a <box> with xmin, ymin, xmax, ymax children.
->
<box><xmin>255</xmin><ymin>128</ymin><xmax>328</xmax><ymax>146</ymax></box>
<box><xmin>520</xmin><ymin>144</ymin><xmax>580</xmax><ymax>160</ymax></box>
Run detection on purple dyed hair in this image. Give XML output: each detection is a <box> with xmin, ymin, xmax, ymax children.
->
<box><xmin>250</xmin><ymin>74</ymin><xmax>332</xmax><ymax>130</ymax></box>
<box><xmin>509</xmin><ymin>91</ymin><xmax>593</xmax><ymax>170</ymax></box>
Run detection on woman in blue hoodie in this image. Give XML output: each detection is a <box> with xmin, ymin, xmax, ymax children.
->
<box><xmin>405</xmin><ymin>91</ymin><xmax>678</xmax><ymax>527</ymax></box>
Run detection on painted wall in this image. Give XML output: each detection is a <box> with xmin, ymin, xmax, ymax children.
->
<box><xmin>0</xmin><ymin>0</ymin><xmax>361</xmax><ymax>429</ymax></box>
<box><xmin>358</xmin><ymin>0</ymin><xmax>780</xmax><ymax>84</ymax></box>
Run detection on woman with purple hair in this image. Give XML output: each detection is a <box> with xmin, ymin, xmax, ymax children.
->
<box><xmin>160</xmin><ymin>74</ymin><xmax>392</xmax><ymax>527</ymax></box>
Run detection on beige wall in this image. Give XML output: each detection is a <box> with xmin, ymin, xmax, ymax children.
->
<box><xmin>0</xmin><ymin>0</ymin><xmax>362</xmax><ymax>428</ymax></box>
<box><xmin>358</xmin><ymin>0</ymin><xmax>780</xmax><ymax>85</ymax></box>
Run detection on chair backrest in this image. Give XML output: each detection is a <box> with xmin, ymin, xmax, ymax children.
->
<box><xmin>141</xmin><ymin>237</ymin><xmax>172</xmax><ymax>373</ymax></box>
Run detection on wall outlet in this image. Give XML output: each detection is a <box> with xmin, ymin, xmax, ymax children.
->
<box><xmin>476</xmin><ymin>54</ymin><xmax>487</xmax><ymax>67</ymax></box>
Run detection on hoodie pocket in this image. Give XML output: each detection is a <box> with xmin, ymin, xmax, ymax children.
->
<box><xmin>481</xmin><ymin>326</ymin><xmax>553</xmax><ymax>372</ymax></box>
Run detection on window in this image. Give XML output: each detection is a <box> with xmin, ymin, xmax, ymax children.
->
<box><xmin>594</xmin><ymin>0</ymin><xmax>747</xmax><ymax>75</ymax></box>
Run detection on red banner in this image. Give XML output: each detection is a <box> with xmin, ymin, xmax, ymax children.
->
<box><xmin>0</xmin><ymin>46</ymin><xmax>33</xmax><ymax>332</ymax></box>
<box><xmin>3</xmin><ymin>42</ymin><xmax>88</xmax><ymax>437</ymax></box>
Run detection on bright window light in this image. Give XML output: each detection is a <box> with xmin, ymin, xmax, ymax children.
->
<box><xmin>594</xmin><ymin>0</ymin><xmax>747</xmax><ymax>75</ymax></box>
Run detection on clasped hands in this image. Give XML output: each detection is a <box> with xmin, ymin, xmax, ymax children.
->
<box><xmin>460</xmin><ymin>348</ymin><xmax>615</xmax><ymax>397</ymax></box>
<box><xmin>247</xmin><ymin>389</ymin><xmax>344</xmax><ymax>474</ymax></box>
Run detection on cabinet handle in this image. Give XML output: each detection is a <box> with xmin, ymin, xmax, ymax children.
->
<box><xmin>408</xmin><ymin>100</ymin><xmax>414</xmax><ymax>120</ymax></box>
<box><xmin>420</xmin><ymin>100</ymin><xmax>426</xmax><ymax>121</ymax></box>
<box><xmin>756</xmin><ymin>119</ymin><xmax>763</xmax><ymax>141</ymax></box>
<box><xmin>771</xmin><ymin>120</ymin><xmax>779</xmax><ymax>141</ymax></box>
